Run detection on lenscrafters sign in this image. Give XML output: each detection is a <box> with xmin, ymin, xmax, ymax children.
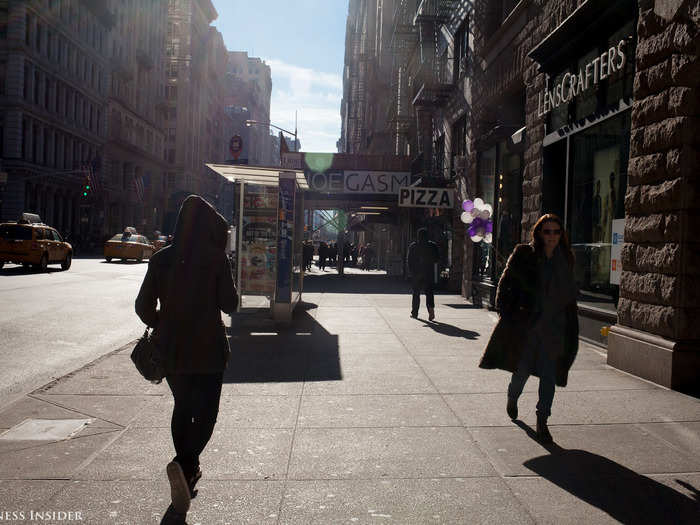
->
<box><xmin>537</xmin><ymin>37</ymin><xmax>630</xmax><ymax>117</ymax></box>
<box><xmin>308</xmin><ymin>171</ymin><xmax>411</xmax><ymax>194</ymax></box>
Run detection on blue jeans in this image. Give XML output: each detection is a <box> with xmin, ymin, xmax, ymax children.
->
<box><xmin>507</xmin><ymin>334</ymin><xmax>556</xmax><ymax>419</ymax></box>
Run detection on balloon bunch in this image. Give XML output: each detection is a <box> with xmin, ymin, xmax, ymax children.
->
<box><xmin>460</xmin><ymin>198</ymin><xmax>493</xmax><ymax>243</ymax></box>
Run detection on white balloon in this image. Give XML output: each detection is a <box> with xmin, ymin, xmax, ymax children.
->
<box><xmin>473</xmin><ymin>198</ymin><xmax>484</xmax><ymax>209</ymax></box>
<box><xmin>484</xmin><ymin>233</ymin><xmax>493</xmax><ymax>243</ymax></box>
<box><xmin>470</xmin><ymin>234</ymin><xmax>483</xmax><ymax>242</ymax></box>
<box><xmin>471</xmin><ymin>208</ymin><xmax>479</xmax><ymax>216</ymax></box>
<box><xmin>483</xmin><ymin>204</ymin><xmax>493</xmax><ymax>216</ymax></box>
<box><xmin>479</xmin><ymin>209</ymin><xmax>491</xmax><ymax>220</ymax></box>
<box><xmin>460</xmin><ymin>211</ymin><xmax>473</xmax><ymax>224</ymax></box>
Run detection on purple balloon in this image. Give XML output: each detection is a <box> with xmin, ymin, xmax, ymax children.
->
<box><xmin>462</xmin><ymin>200</ymin><xmax>474</xmax><ymax>212</ymax></box>
<box><xmin>485</xmin><ymin>220</ymin><xmax>493</xmax><ymax>233</ymax></box>
<box><xmin>469</xmin><ymin>217</ymin><xmax>485</xmax><ymax>237</ymax></box>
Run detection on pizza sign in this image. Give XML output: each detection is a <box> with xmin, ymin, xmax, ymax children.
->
<box><xmin>229</xmin><ymin>135</ymin><xmax>243</xmax><ymax>159</ymax></box>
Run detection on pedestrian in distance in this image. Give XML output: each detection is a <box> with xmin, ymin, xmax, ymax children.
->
<box><xmin>318</xmin><ymin>241</ymin><xmax>327</xmax><ymax>270</ymax></box>
<box><xmin>479</xmin><ymin>213</ymin><xmax>579</xmax><ymax>444</ymax></box>
<box><xmin>407</xmin><ymin>228</ymin><xmax>439</xmax><ymax>321</ymax></box>
<box><xmin>336</xmin><ymin>230</ymin><xmax>347</xmax><ymax>275</ymax></box>
<box><xmin>135</xmin><ymin>195</ymin><xmax>238</xmax><ymax>516</ymax></box>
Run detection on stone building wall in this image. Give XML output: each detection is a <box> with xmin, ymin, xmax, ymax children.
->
<box><xmin>608</xmin><ymin>0</ymin><xmax>700</xmax><ymax>392</ymax></box>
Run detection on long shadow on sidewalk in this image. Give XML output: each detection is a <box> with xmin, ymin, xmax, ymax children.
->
<box><xmin>515</xmin><ymin>421</ymin><xmax>700</xmax><ymax>522</ymax></box>
<box><xmin>223</xmin><ymin>302</ymin><xmax>341</xmax><ymax>384</ymax></box>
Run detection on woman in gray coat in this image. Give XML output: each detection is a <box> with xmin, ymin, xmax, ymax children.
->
<box><xmin>479</xmin><ymin>214</ymin><xmax>578</xmax><ymax>443</ymax></box>
<box><xmin>136</xmin><ymin>195</ymin><xmax>237</xmax><ymax>514</ymax></box>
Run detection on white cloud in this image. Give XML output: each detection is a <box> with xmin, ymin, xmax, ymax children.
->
<box><xmin>263</xmin><ymin>58</ymin><xmax>342</xmax><ymax>152</ymax></box>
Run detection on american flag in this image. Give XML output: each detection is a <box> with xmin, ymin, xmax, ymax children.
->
<box><xmin>134</xmin><ymin>174</ymin><xmax>145</xmax><ymax>202</ymax></box>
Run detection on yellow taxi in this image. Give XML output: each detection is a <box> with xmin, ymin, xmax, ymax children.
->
<box><xmin>104</xmin><ymin>229</ymin><xmax>154</xmax><ymax>262</ymax></box>
<box><xmin>0</xmin><ymin>213</ymin><xmax>73</xmax><ymax>271</ymax></box>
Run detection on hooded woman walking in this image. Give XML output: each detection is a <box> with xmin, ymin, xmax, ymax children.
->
<box><xmin>136</xmin><ymin>195</ymin><xmax>237</xmax><ymax>515</ymax></box>
<box><xmin>479</xmin><ymin>214</ymin><xmax>578</xmax><ymax>443</ymax></box>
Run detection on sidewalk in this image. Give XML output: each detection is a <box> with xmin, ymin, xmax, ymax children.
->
<box><xmin>1</xmin><ymin>273</ymin><xmax>699</xmax><ymax>524</ymax></box>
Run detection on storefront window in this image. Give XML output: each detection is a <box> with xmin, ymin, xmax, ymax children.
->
<box><xmin>568</xmin><ymin>111</ymin><xmax>629</xmax><ymax>311</ymax></box>
<box><xmin>474</xmin><ymin>141</ymin><xmax>522</xmax><ymax>282</ymax></box>
<box><xmin>495</xmin><ymin>143</ymin><xmax>522</xmax><ymax>279</ymax></box>
<box><xmin>474</xmin><ymin>146</ymin><xmax>496</xmax><ymax>280</ymax></box>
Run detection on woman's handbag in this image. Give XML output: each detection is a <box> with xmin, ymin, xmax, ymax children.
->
<box><xmin>130</xmin><ymin>328</ymin><xmax>165</xmax><ymax>383</ymax></box>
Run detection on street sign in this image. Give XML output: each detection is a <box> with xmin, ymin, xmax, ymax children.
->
<box><xmin>398</xmin><ymin>187</ymin><xmax>454</xmax><ymax>209</ymax></box>
<box><xmin>229</xmin><ymin>135</ymin><xmax>243</xmax><ymax>160</ymax></box>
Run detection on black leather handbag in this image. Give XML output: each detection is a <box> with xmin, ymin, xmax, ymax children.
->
<box><xmin>130</xmin><ymin>328</ymin><xmax>165</xmax><ymax>383</ymax></box>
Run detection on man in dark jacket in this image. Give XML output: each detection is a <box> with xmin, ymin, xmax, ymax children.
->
<box><xmin>407</xmin><ymin>228</ymin><xmax>439</xmax><ymax>320</ymax></box>
<box><xmin>136</xmin><ymin>195</ymin><xmax>237</xmax><ymax>515</ymax></box>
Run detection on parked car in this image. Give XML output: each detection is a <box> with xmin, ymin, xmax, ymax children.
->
<box><xmin>104</xmin><ymin>231</ymin><xmax>154</xmax><ymax>262</ymax></box>
<box><xmin>0</xmin><ymin>214</ymin><xmax>73</xmax><ymax>271</ymax></box>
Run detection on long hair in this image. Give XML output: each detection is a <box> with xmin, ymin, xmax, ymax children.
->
<box><xmin>531</xmin><ymin>213</ymin><xmax>575</xmax><ymax>268</ymax></box>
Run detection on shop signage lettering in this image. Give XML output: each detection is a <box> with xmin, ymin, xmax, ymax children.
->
<box><xmin>308</xmin><ymin>171</ymin><xmax>411</xmax><ymax>194</ymax></box>
<box><xmin>398</xmin><ymin>187</ymin><xmax>454</xmax><ymax>209</ymax></box>
<box><xmin>537</xmin><ymin>38</ymin><xmax>628</xmax><ymax>117</ymax></box>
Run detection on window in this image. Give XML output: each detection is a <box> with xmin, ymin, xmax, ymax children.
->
<box><xmin>166</xmin><ymin>62</ymin><xmax>178</xmax><ymax>78</ymax></box>
<box><xmin>0</xmin><ymin>60</ymin><xmax>6</xmax><ymax>96</ymax></box>
<box><xmin>0</xmin><ymin>3</ymin><xmax>8</xmax><ymax>39</ymax></box>
<box><xmin>566</xmin><ymin>112</ymin><xmax>630</xmax><ymax>311</ymax></box>
<box><xmin>25</xmin><ymin>14</ymin><xmax>31</xmax><ymax>46</ymax></box>
<box><xmin>24</xmin><ymin>63</ymin><xmax>31</xmax><ymax>99</ymax></box>
<box><xmin>454</xmin><ymin>21</ymin><xmax>468</xmax><ymax>83</ymax></box>
<box><xmin>167</xmin><ymin>149</ymin><xmax>175</xmax><ymax>163</ymax></box>
<box><xmin>34</xmin><ymin>70</ymin><xmax>40</xmax><ymax>105</ymax></box>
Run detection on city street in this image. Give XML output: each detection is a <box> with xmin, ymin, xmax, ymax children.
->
<box><xmin>0</xmin><ymin>258</ymin><xmax>148</xmax><ymax>405</ymax></box>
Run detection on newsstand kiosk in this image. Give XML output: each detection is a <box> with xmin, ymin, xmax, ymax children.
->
<box><xmin>205</xmin><ymin>165</ymin><xmax>307</xmax><ymax>321</ymax></box>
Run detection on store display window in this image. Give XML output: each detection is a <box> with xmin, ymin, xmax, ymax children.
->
<box><xmin>474</xmin><ymin>140</ymin><xmax>522</xmax><ymax>283</ymax></box>
<box><xmin>568</xmin><ymin>111</ymin><xmax>629</xmax><ymax>311</ymax></box>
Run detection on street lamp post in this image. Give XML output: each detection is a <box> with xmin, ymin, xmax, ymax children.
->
<box><xmin>245</xmin><ymin>117</ymin><xmax>298</xmax><ymax>152</ymax></box>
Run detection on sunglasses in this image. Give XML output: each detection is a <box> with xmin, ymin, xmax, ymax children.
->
<box><xmin>541</xmin><ymin>228</ymin><xmax>562</xmax><ymax>235</ymax></box>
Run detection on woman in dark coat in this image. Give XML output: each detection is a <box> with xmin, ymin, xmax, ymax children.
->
<box><xmin>479</xmin><ymin>214</ymin><xmax>578</xmax><ymax>443</ymax></box>
<box><xmin>136</xmin><ymin>195</ymin><xmax>237</xmax><ymax>514</ymax></box>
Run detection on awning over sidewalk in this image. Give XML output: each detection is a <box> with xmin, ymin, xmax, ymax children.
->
<box><xmin>206</xmin><ymin>164</ymin><xmax>309</xmax><ymax>189</ymax></box>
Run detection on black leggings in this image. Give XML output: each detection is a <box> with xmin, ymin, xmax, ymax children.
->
<box><xmin>166</xmin><ymin>373</ymin><xmax>223</xmax><ymax>480</ymax></box>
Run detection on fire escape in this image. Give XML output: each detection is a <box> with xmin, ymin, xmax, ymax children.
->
<box><xmin>411</xmin><ymin>0</ymin><xmax>457</xmax><ymax>179</ymax></box>
<box><xmin>388</xmin><ymin>0</ymin><xmax>419</xmax><ymax>157</ymax></box>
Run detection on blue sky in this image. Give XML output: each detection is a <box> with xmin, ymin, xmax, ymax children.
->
<box><xmin>212</xmin><ymin>1</ymin><xmax>348</xmax><ymax>152</ymax></box>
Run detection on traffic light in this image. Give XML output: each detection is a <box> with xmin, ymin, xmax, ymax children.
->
<box><xmin>82</xmin><ymin>177</ymin><xmax>91</xmax><ymax>198</ymax></box>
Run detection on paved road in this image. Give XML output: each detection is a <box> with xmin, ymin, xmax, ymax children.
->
<box><xmin>0</xmin><ymin>257</ymin><xmax>148</xmax><ymax>405</ymax></box>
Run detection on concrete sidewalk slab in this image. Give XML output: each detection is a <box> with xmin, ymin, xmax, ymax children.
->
<box><xmin>0</xmin><ymin>275</ymin><xmax>698</xmax><ymax>523</ymax></box>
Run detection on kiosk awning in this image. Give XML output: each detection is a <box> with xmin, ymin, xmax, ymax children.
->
<box><xmin>206</xmin><ymin>164</ymin><xmax>309</xmax><ymax>189</ymax></box>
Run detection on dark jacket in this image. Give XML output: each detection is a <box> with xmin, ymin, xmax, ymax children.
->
<box><xmin>407</xmin><ymin>239</ymin><xmax>439</xmax><ymax>279</ymax></box>
<box><xmin>135</xmin><ymin>195</ymin><xmax>238</xmax><ymax>374</ymax></box>
<box><xmin>479</xmin><ymin>243</ymin><xmax>579</xmax><ymax>387</ymax></box>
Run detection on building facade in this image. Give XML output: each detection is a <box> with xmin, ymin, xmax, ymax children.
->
<box><xmin>340</xmin><ymin>0</ymin><xmax>470</xmax><ymax>291</ymax></box>
<box><xmin>467</xmin><ymin>0</ymin><xmax>699</xmax><ymax>392</ymax></box>
<box><xmin>340</xmin><ymin>0</ymin><xmax>699</xmax><ymax>392</ymax></box>
<box><xmin>225</xmin><ymin>51</ymin><xmax>273</xmax><ymax>166</ymax></box>
<box><xmin>162</xmin><ymin>0</ymin><xmax>232</xmax><ymax>231</ymax></box>
<box><xmin>0</xmin><ymin>0</ymin><xmax>113</xmax><ymax>245</ymax></box>
<box><xmin>102</xmin><ymin>0</ymin><xmax>168</xmax><ymax>239</ymax></box>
